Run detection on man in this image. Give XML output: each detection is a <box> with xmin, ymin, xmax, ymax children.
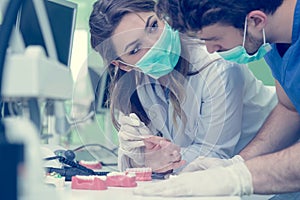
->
<box><xmin>134</xmin><ymin>0</ymin><xmax>300</xmax><ymax>198</ymax></box>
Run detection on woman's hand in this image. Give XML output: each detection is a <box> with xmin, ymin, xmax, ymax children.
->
<box><xmin>143</xmin><ymin>136</ymin><xmax>186</xmax><ymax>173</ymax></box>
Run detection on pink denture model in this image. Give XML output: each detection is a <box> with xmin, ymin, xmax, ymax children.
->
<box><xmin>71</xmin><ymin>175</ymin><xmax>107</xmax><ymax>190</ymax></box>
<box><xmin>78</xmin><ymin>160</ymin><xmax>102</xmax><ymax>170</ymax></box>
<box><xmin>106</xmin><ymin>172</ymin><xmax>137</xmax><ymax>187</ymax></box>
<box><xmin>125</xmin><ymin>167</ymin><xmax>152</xmax><ymax>181</ymax></box>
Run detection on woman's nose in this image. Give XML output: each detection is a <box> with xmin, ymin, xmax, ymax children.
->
<box><xmin>143</xmin><ymin>35</ymin><xmax>158</xmax><ymax>48</ymax></box>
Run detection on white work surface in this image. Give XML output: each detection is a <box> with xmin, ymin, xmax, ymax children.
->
<box><xmin>54</xmin><ymin>181</ymin><xmax>241</xmax><ymax>200</ymax></box>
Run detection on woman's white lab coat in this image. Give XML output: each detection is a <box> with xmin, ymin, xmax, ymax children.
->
<box><xmin>118</xmin><ymin>35</ymin><xmax>277</xmax><ymax>171</ymax></box>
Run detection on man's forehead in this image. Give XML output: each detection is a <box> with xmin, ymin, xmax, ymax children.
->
<box><xmin>197</xmin><ymin>24</ymin><xmax>240</xmax><ymax>39</ymax></box>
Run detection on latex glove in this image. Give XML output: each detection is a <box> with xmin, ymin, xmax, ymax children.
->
<box><xmin>143</xmin><ymin>137</ymin><xmax>186</xmax><ymax>173</ymax></box>
<box><xmin>118</xmin><ymin>113</ymin><xmax>185</xmax><ymax>170</ymax></box>
<box><xmin>134</xmin><ymin>162</ymin><xmax>253</xmax><ymax>197</ymax></box>
<box><xmin>118</xmin><ymin>113</ymin><xmax>152</xmax><ymax>151</ymax></box>
<box><xmin>182</xmin><ymin>155</ymin><xmax>244</xmax><ymax>173</ymax></box>
<box><xmin>118</xmin><ymin>113</ymin><xmax>152</xmax><ymax>167</ymax></box>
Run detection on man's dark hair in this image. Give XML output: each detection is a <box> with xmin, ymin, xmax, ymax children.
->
<box><xmin>156</xmin><ymin>0</ymin><xmax>284</xmax><ymax>33</ymax></box>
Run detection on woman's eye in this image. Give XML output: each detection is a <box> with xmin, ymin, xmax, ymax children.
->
<box><xmin>147</xmin><ymin>20</ymin><xmax>158</xmax><ymax>33</ymax></box>
<box><xmin>129</xmin><ymin>45</ymin><xmax>141</xmax><ymax>55</ymax></box>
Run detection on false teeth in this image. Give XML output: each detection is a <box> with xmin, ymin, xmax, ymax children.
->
<box><xmin>79</xmin><ymin>160</ymin><xmax>102</xmax><ymax>170</ymax></box>
<box><xmin>125</xmin><ymin>167</ymin><xmax>152</xmax><ymax>181</ymax></box>
<box><xmin>71</xmin><ymin>175</ymin><xmax>107</xmax><ymax>190</ymax></box>
<box><xmin>106</xmin><ymin>172</ymin><xmax>137</xmax><ymax>187</ymax></box>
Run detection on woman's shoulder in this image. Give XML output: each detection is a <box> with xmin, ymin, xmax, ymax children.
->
<box><xmin>179</xmin><ymin>34</ymin><xmax>258</xmax><ymax>85</ymax></box>
<box><xmin>179</xmin><ymin>34</ymin><xmax>243</xmax><ymax>72</ymax></box>
<box><xmin>188</xmin><ymin>55</ymin><xmax>246</xmax><ymax>79</ymax></box>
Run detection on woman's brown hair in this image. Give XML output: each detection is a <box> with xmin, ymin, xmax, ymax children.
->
<box><xmin>89</xmin><ymin>0</ymin><xmax>190</xmax><ymax>131</ymax></box>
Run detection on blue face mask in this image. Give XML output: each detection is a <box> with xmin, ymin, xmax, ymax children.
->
<box><xmin>119</xmin><ymin>22</ymin><xmax>181</xmax><ymax>79</ymax></box>
<box><xmin>218</xmin><ymin>18</ymin><xmax>272</xmax><ymax>64</ymax></box>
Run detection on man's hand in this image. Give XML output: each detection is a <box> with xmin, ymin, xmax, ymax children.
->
<box><xmin>134</xmin><ymin>162</ymin><xmax>253</xmax><ymax>197</ymax></box>
<box><xmin>182</xmin><ymin>155</ymin><xmax>244</xmax><ymax>172</ymax></box>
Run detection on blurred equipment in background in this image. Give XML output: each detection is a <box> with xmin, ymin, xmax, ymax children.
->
<box><xmin>0</xmin><ymin>0</ymin><xmax>78</xmax><ymax>199</ymax></box>
<box><xmin>88</xmin><ymin>67</ymin><xmax>111</xmax><ymax>114</ymax></box>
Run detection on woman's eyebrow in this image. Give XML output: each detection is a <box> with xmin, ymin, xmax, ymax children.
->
<box><xmin>144</xmin><ymin>15</ymin><xmax>154</xmax><ymax>29</ymax></box>
<box><xmin>123</xmin><ymin>15</ymin><xmax>155</xmax><ymax>53</ymax></box>
<box><xmin>124</xmin><ymin>39</ymin><xmax>139</xmax><ymax>52</ymax></box>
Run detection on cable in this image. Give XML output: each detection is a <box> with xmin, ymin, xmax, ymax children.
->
<box><xmin>28</xmin><ymin>98</ymin><xmax>42</xmax><ymax>134</ymax></box>
<box><xmin>67</xmin><ymin>111</ymin><xmax>95</xmax><ymax>125</ymax></box>
<box><xmin>45</xmin><ymin>155</ymin><xmax>94</xmax><ymax>174</ymax></box>
<box><xmin>71</xmin><ymin>143</ymin><xmax>118</xmax><ymax>158</ymax></box>
<box><xmin>43</xmin><ymin>144</ymin><xmax>118</xmax><ymax>176</ymax></box>
<box><xmin>44</xmin><ymin>155</ymin><xmax>110</xmax><ymax>181</ymax></box>
<box><xmin>7</xmin><ymin>102</ymin><xmax>17</xmax><ymax>116</ymax></box>
<box><xmin>72</xmin><ymin>144</ymin><xmax>118</xmax><ymax>167</ymax></box>
<box><xmin>45</xmin><ymin>167</ymin><xmax>109</xmax><ymax>181</ymax></box>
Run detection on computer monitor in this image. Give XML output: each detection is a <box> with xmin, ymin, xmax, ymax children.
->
<box><xmin>19</xmin><ymin>0</ymin><xmax>77</xmax><ymax>67</ymax></box>
<box><xmin>88</xmin><ymin>67</ymin><xmax>111</xmax><ymax>114</ymax></box>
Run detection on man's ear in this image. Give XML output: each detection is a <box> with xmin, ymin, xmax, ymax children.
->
<box><xmin>247</xmin><ymin>10</ymin><xmax>268</xmax><ymax>30</ymax></box>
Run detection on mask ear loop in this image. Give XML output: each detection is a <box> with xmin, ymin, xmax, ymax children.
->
<box><xmin>117</xmin><ymin>59</ymin><xmax>136</xmax><ymax>68</ymax></box>
<box><xmin>262</xmin><ymin>28</ymin><xmax>266</xmax><ymax>44</ymax></box>
<box><xmin>243</xmin><ymin>17</ymin><xmax>267</xmax><ymax>46</ymax></box>
<box><xmin>242</xmin><ymin>17</ymin><xmax>248</xmax><ymax>47</ymax></box>
<box><xmin>115</xmin><ymin>59</ymin><xmax>143</xmax><ymax>72</ymax></box>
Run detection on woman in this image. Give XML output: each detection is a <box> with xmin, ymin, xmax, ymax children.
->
<box><xmin>89</xmin><ymin>0</ymin><xmax>277</xmax><ymax>173</ymax></box>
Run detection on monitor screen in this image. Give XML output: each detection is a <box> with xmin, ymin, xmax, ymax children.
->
<box><xmin>19</xmin><ymin>0</ymin><xmax>77</xmax><ymax>67</ymax></box>
<box><xmin>88</xmin><ymin>67</ymin><xmax>111</xmax><ymax>113</ymax></box>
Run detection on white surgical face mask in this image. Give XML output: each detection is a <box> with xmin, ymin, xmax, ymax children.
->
<box><xmin>218</xmin><ymin>17</ymin><xmax>272</xmax><ymax>64</ymax></box>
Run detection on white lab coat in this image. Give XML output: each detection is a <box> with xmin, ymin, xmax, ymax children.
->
<box><xmin>118</xmin><ymin>35</ymin><xmax>277</xmax><ymax>171</ymax></box>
